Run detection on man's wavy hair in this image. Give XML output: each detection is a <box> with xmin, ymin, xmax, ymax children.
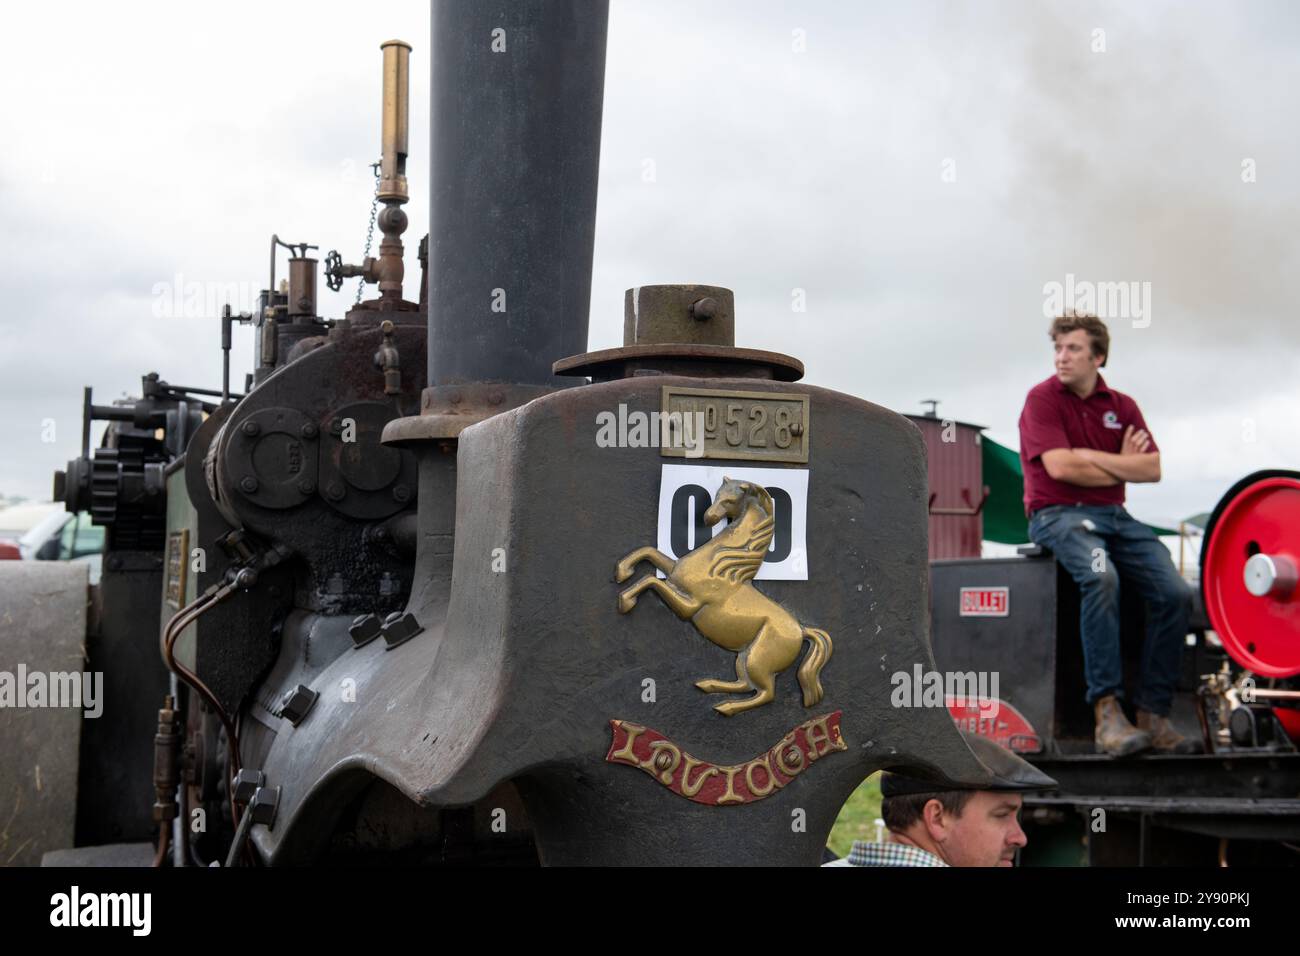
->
<box><xmin>1049</xmin><ymin>311</ymin><xmax>1109</xmax><ymax>368</ymax></box>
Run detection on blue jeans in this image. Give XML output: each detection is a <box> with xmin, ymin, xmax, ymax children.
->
<box><xmin>1027</xmin><ymin>504</ymin><xmax>1191</xmax><ymax>715</ymax></box>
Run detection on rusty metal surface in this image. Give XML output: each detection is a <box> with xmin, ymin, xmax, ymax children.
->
<box><xmin>659</xmin><ymin>386</ymin><xmax>810</xmax><ymax>463</ymax></box>
<box><xmin>558</xmin><ymin>283</ymin><xmax>802</xmax><ymax>383</ymax></box>
<box><xmin>191</xmin><ymin>318</ymin><xmax>427</xmax><ymax>717</ymax></box>
<box><xmin>553</xmin><ymin>344</ymin><xmax>805</xmax><ymax>382</ymax></box>
<box><xmin>177</xmin><ymin>404</ymin><xmax>291</xmax><ymax>717</ymax></box>
<box><xmin>623</xmin><ymin>284</ymin><xmax>736</xmax><ymax>347</ymax></box>
<box><xmin>382</xmin><ymin>384</ymin><xmax>554</xmax><ymax>445</ymax></box>
<box><xmin>249</xmin><ymin>376</ymin><xmax>1015</xmax><ymax>865</ymax></box>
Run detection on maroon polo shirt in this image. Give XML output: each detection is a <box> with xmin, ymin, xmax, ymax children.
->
<box><xmin>1018</xmin><ymin>373</ymin><xmax>1158</xmax><ymax>516</ymax></box>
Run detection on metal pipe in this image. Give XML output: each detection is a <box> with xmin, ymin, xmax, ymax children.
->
<box><xmin>287</xmin><ymin>257</ymin><xmax>318</xmax><ymax>318</ymax></box>
<box><xmin>374</xmin><ymin>41</ymin><xmax>413</xmax><ymax>303</ymax></box>
<box><xmin>89</xmin><ymin>404</ymin><xmax>135</xmax><ymax>422</ymax></box>
<box><xmin>163</xmin><ymin>383</ymin><xmax>229</xmax><ymax>399</ymax></box>
<box><xmin>427</xmin><ymin>0</ymin><xmax>608</xmax><ymax>387</ymax></box>
<box><xmin>151</xmin><ymin>822</ymin><xmax>170</xmax><ymax>868</ymax></box>
<box><xmin>268</xmin><ymin>234</ymin><xmax>280</xmax><ymax>303</ymax></box>
<box><xmin>80</xmin><ymin>387</ymin><xmax>91</xmax><ymax>458</ymax></box>
<box><xmin>379</xmin><ymin>40</ymin><xmax>410</xmax><ymax>203</ymax></box>
<box><xmin>161</xmin><ymin>582</ymin><xmax>243</xmax><ymax>833</ymax></box>
<box><xmin>224</xmin><ymin>803</ymin><xmax>256</xmax><ymax>868</ymax></box>
<box><xmin>170</xmin><ymin>672</ymin><xmax>187</xmax><ymax>867</ymax></box>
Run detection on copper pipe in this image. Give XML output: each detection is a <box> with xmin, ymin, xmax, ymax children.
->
<box><xmin>152</xmin><ymin>822</ymin><xmax>170</xmax><ymax>868</ymax></box>
<box><xmin>161</xmin><ymin>583</ymin><xmax>244</xmax><ymax>833</ymax></box>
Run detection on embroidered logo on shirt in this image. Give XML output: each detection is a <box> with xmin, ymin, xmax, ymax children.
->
<box><xmin>1102</xmin><ymin>410</ymin><xmax>1124</xmax><ymax>430</ymax></box>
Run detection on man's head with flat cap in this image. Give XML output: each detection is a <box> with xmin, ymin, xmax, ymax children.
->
<box><xmin>875</xmin><ymin>732</ymin><xmax>1057</xmax><ymax>868</ymax></box>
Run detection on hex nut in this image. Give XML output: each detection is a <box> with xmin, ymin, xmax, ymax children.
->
<box><xmin>349</xmin><ymin>613</ymin><xmax>383</xmax><ymax>648</ymax></box>
<box><xmin>277</xmin><ymin>684</ymin><xmax>319</xmax><ymax>727</ymax></box>
<box><xmin>381</xmin><ymin>612</ymin><xmax>424</xmax><ymax>650</ymax></box>
<box><xmin>249</xmin><ymin>786</ymin><xmax>280</xmax><ymax>828</ymax></box>
<box><xmin>233</xmin><ymin>768</ymin><xmax>266</xmax><ymax>804</ymax></box>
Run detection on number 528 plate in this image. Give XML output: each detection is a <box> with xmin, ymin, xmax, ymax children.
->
<box><xmin>660</xmin><ymin>386</ymin><xmax>810</xmax><ymax>464</ymax></box>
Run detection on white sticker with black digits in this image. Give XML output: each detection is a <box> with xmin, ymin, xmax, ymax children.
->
<box><xmin>656</xmin><ymin>464</ymin><xmax>809</xmax><ymax>581</ymax></box>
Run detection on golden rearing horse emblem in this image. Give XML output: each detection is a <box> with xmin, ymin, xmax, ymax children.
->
<box><xmin>616</xmin><ymin>477</ymin><xmax>833</xmax><ymax>717</ymax></box>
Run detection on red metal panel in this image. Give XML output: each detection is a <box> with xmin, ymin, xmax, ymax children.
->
<box><xmin>907</xmin><ymin>415</ymin><xmax>984</xmax><ymax>560</ymax></box>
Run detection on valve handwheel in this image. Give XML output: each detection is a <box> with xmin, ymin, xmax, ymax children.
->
<box><xmin>324</xmin><ymin>249</ymin><xmax>344</xmax><ymax>292</ymax></box>
<box><xmin>1201</xmin><ymin>470</ymin><xmax>1300</xmax><ymax>678</ymax></box>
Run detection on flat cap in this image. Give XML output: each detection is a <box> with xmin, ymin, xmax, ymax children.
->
<box><xmin>880</xmin><ymin>731</ymin><xmax>1058</xmax><ymax>797</ymax></box>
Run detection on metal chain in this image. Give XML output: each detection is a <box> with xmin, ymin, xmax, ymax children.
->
<box><xmin>356</xmin><ymin>161</ymin><xmax>381</xmax><ymax>305</ymax></box>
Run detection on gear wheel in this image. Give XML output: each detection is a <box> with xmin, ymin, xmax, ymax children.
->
<box><xmin>86</xmin><ymin>444</ymin><xmax>167</xmax><ymax>550</ymax></box>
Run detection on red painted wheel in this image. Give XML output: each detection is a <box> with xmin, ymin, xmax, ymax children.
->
<box><xmin>1201</xmin><ymin>471</ymin><xmax>1300</xmax><ymax>678</ymax></box>
<box><xmin>1276</xmin><ymin>708</ymin><xmax>1300</xmax><ymax>743</ymax></box>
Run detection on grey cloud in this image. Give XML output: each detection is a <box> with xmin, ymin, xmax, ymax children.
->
<box><xmin>1</xmin><ymin>0</ymin><xmax>1296</xmax><ymax>529</ymax></box>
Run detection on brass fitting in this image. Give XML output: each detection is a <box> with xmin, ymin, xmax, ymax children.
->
<box><xmin>376</xmin><ymin>40</ymin><xmax>411</xmax><ymax>304</ymax></box>
<box><xmin>378</xmin><ymin>40</ymin><xmax>411</xmax><ymax>204</ymax></box>
<box><xmin>152</xmin><ymin>695</ymin><xmax>181</xmax><ymax>823</ymax></box>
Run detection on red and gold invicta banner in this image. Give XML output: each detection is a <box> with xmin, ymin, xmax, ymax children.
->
<box><xmin>606</xmin><ymin>711</ymin><xmax>847</xmax><ymax>806</ymax></box>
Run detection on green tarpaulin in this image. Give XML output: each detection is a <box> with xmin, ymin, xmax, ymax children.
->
<box><xmin>981</xmin><ymin>436</ymin><xmax>1177</xmax><ymax>543</ymax></box>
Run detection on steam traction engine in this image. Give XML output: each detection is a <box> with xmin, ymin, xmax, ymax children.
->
<box><xmin>33</xmin><ymin>1</ymin><xmax>1058</xmax><ymax>868</ymax></box>
<box><xmin>21</xmin><ymin>2</ymin><xmax>1067</xmax><ymax>868</ymax></box>
<box><xmin>210</xmin><ymin>2</ymin><xmax>1048</xmax><ymax>867</ymax></box>
<box><xmin>925</xmin><ymin>431</ymin><xmax>1300</xmax><ymax>864</ymax></box>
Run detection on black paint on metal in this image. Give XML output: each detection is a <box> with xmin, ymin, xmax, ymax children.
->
<box><xmin>75</xmin><ymin>557</ymin><xmax>170</xmax><ymax>847</ymax></box>
<box><xmin>427</xmin><ymin>0</ymin><xmax>608</xmax><ymax>388</ymax></box>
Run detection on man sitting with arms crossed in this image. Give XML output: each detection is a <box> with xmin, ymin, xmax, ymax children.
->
<box><xmin>1019</xmin><ymin>312</ymin><xmax>1199</xmax><ymax>757</ymax></box>
<box><xmin>826</xmin><ymin>732</ymin><xmax>1055</xmax><ymax>867</ymax></box>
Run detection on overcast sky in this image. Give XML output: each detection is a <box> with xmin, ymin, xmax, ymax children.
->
<box><xmin>1</xmin><ymin>0</ymin><xmax>1297</xmax><ymax>528</ymax></box>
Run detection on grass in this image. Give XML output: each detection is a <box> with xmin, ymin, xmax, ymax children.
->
<box><xmin>827</xmin><ymin>772</ymin><xmax>883</xmax><ymax>858</ymax></box>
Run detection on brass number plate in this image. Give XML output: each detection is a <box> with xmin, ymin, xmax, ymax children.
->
<box><xmin>660</xmin><ymin>386</ymin><xmax>809</xmax><ymax>463</ymax></box>
<box><xmin>165</xmin><ymin>529</ymin><xmax>189</xmax><ymax>610</ymax></box>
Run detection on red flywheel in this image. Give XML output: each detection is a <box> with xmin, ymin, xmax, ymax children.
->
<box><xmin>1201</xmin><ymin>470</ymin><xmax>1300</xmax><ymax>678</ymax></box>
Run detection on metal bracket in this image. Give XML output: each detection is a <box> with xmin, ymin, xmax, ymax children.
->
<box><xmin>928</xmin><ymin>486</ymin><xmax>991</xmax><ymax>516</ymax></box>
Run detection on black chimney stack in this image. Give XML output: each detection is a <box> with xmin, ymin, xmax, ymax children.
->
<box><xmin>427</xmin><ymin>0</ymin><xmax>608</xmax><ymax>388</ymax></box>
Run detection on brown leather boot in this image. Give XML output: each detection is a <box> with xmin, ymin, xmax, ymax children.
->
<box><xmin>1137</xmin><ymin>710</ymin><xmax>1204</xmax><ymax>754</ymax></box>
<box><xmin>1094</xmin><ymin>696</ymin><xmax>1153</xmax><ymax>757</ymax></box>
